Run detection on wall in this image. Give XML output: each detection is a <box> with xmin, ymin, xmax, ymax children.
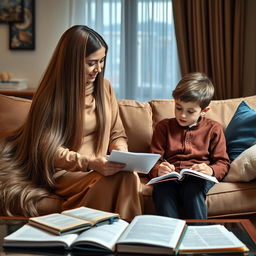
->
<box><xmin>0</xmin><ymin>0</ymin><xmax>70</xmax><ymax>88</ymax></box>
<box><xmin>1</xmin><ymin>1</ymin><xmax>256</xmax><ymax>94</ymax></box>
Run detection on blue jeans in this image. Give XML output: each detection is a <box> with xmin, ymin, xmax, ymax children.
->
<box><xmin>153</xmin><ymin>175</ymin><xmax>214</xmax><ymax>219</ymax></box>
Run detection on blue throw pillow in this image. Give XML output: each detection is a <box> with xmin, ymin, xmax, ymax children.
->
<box><xmin>225</xmin><ymin>101</ymin><xmax>256</xmax><ymax>161</ymax></box>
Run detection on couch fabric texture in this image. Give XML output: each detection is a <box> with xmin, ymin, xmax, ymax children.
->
<box><xmin>1</xmin><ymin>94</ymin><xmax>256</xmax><ymax>219</ymax></box>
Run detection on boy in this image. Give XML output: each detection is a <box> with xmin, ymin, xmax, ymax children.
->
<box><xmin>150</xmin><ymin>72</ymin><xmax>230</xmax><ymax>219</ymax></box>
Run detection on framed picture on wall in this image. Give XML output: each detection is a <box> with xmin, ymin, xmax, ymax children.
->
<box><xmin>9</xmin><ymin>0</ymin><xmax>35</xmax><ymax>50</ymax></box>
<box><xmin>0</xmin><ymin>0</ymin><xmax>24</xmax><ymax>23</ymax></box>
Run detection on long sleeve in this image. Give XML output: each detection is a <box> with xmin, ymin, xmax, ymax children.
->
<box><xmin>54</xmin><ymin>146</ymin><xmax>90</xmax><ymax>172</ymax></box>
<box><xmin>54</xmin><ymin>80</ymin><xmax>127</xmax><ymax>174</ymax></box>
<box><xmin>207</xmin><ymin>124</ymin><xmax>230</xmax><ymax>180</ymax></box>
<box><xmin>149</xmin><ymin>118</ymin><xmax>230</xmax><ymax>180</ymax></box>
<box><xmin>150</xmin><ymin>119</ymin><xmax>169</xmax><ymax>178</ymax></box>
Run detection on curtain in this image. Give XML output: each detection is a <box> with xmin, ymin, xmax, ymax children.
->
<box><xmin>69</xmin><ymin>0</ymin><xmax>181</xmax><ymax>101</ymax></box>
<box><xmin>243</xmin><ymin>0</ymin><xmax>256</xmax><ymax>97</ymax></box>
<box><xmin>172</xmin><ymin>0</ymin><xmax>245</xmax><ymax>100</ymax></box>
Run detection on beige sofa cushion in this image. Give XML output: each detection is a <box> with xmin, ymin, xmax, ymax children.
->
<box><xmin>149</xmin><ymin>95</ymin><xmax>256</xmax><ymax>130</ymax></box>
<box><xmin>0</xmin><ymin>94</ymin><xmax>31</xmax><ymax>133</ymax></box>
<box><xmin>149</xmin><ymin>99</ymin><xmax>175</xmax><ymax>126</ymax></box>
<box><xmin>118</xmin><ymin>100</ymin><xmax>153</xmax><ymax>153</ymax></box>
<box><xmin>207</xmin><ymin>181</ymin><xmax>256</xmax><ymax>217</ymax></box>
<box><xmin>207</xmin><ymin>95</ymin><xmax>256</xmax><ymax>129</ymax></box>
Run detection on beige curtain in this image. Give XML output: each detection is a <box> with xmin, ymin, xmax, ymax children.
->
<box><xmin>173</xmin><ymin>0</ymin><xmax>245</xmax><ymax>99</ymax></box>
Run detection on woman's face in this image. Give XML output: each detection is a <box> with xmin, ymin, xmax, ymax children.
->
<box><xmin>85</xmin><ymin>46</ymin><xmax>106</xmax><ymax>85</ymax></box>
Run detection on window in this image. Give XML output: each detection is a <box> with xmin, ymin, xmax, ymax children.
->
<box><xmin>70</xmin><ymin>0</ymin><xmax>180</xmax><ymax>101</ymax></box>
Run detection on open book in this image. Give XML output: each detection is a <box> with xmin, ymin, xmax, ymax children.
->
<box><xmin>4</xmin><ymin>215</ymin><xmax>249</xmax><ymax>255</ymax></box>
<box><xmin>108</xmin><ymin>150</ymin><xmax>161</xmax><ymax>173</ymax></box>
<box><xmin>147</xmin><ymin>168</ymin><xmax>219</xmax><ymax>185</ymax></box>
<box><xmin>28</xmin><ymin>206</ymin><xmax>119</xmax><ymax>235</ymax></box>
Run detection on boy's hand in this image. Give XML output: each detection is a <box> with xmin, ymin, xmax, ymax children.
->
<box><xmin>191</xmin><ymin>163</ymin><xmax>214</xmax><ymax>176</ymax></box>
<box><xmin>158</xmin><ymin>161</ymin><xmax>175</xmax><ymax>176</ymax></box>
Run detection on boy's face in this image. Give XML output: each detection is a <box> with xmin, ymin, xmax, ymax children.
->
<box><xmin>174</xmin><ymin>99</ymin><xmax>208</xmax><ymax>127</ymax></box>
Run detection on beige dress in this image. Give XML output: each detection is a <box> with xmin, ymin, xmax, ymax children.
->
<box><xmin>53</xmin><ymin>80</ymin><xmax>142</xmax><ymax>221</ymax></box>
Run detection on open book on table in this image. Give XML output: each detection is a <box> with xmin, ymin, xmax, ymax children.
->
<box><xmin>108</xmin><ymin>150</ymin><xmax>161</xmax><ymax>174</ymax></box>
<box><xmin>28</xmin><ymin>206</ymin><xmax>119</xmax><ymax>235</ymax></box>
<box><xmin>147</xmin><ymin>168</ymin><xmax>219</xmax><ymax>185</ymax></box>
<box><xmin>4</xmin><ymin>215</ymin><xmax>249</xmax><ymax>255</ymax></box>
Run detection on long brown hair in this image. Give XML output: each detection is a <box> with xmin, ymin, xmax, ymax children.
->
<box><xmin>0</xmin><ymin>26</ymin><xmax>108</xmax><ymax>216</ymax></box>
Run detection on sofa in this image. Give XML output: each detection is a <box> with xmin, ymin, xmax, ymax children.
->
<box><xmin>1</xmin><ymin>93</ymin><xmax>256</xmax><ymax>222</ymax></box>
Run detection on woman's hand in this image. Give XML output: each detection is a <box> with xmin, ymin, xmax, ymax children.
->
<box><xmin>88</xmin><ymin>157</ymin><xmax>126</xmax><ymax>176</ymax></box>
<box><xmin>158</xmin><ymin>161</ymin><xmax>175</xmax><ymax>176</ymax></box>
<box><xmin>191</xmin><ymin>163</ymin><xmax>214</xmax><ymax>176</ymax></box>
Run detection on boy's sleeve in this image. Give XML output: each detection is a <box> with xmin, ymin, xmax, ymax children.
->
<box><xmin>209</xmin><ymin>124</ymin><xmax>230</xmax><ymax>180</ymax></box>
<box><xmin>150</xmin><ymin>120</ymin><xmax>168</xmax><ymax>178</ymax></box>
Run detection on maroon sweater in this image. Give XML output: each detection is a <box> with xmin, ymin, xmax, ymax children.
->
<box><xmin>150</xmin><ymin>117</ymin><xmax>230</xmax><ymax>180</ymax></box>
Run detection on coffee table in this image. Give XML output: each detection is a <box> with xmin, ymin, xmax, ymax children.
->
<box><xmin>0</xmin><ymin>217</ymin><xmax>255</xmax><ymax>255</ymax></box>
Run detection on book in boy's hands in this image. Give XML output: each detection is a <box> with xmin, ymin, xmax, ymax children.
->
<box><xmin>147</xmin><ymin>168</ymin><xmax>219</xmax><ymax>185</ymax></box>
<box><xmin>108</xmin><ymin>150</ymin><xmax>161</xmax><ymax>174</ymax></box>
<box><xmin>28</xmin><ymin>206</ymin><xmax>120</xmax><ymax>235</ymax></box>
<box><xmin>4</xmin><ymin>215</ymin><xmax>249</xmax><ymax>255</ymax></box>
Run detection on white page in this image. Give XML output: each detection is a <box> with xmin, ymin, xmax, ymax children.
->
<box><xmin>30</xmin><ymin>213</ymin><xmax>90</xmax><ymax>228</ymax></box>
<box><xmin>62</xmin><ymin>207</ymin><xmax>118</xmax><ymax>222</ymax></box>
<box><xmin>117</xmin><ymin>215</ymin><xmax>186</xmax><ymax>249</ymax></box>
<box><xmin>108</xmin><ymin>150</ymin><xmax>160</xmax><ymax>173</ymax></box>
<box><xmin>72</xmin><ymin>219</ymin><xmax>129</xmax><ymax>251</ymax></box>
<box><xmin>180</xmin><ymin>169</ymin><xmax>219</xmax><ymax>183</ymax></box>
<box><xmin>147</xmin><ymin>169</ymin><xmax>219</xmax><ymax>185</ymax></box>
<box><xmin>179</xmin><ymin>225</ymin><xmax>247</xmax><ymax>250</ymax></box>
<box><xmin>146</xmin><ymin>171</ymin><xmax>181</xmax><ymax>185</ymax></box>
<box><xmin>4</xmin><ymin>224</ymin><xmax>77</xmax><ymax>248</ymax></box>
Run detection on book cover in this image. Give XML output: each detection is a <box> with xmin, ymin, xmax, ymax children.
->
<box><xmin>4</xmin><ymin>215</ymin><xmax>249</xmax><ymax>255</ymax></box>
<box><xmin>28</xmin><ymin>207</ymin><xmax>120</xmax><ymax>235</ymax></box>
<box><xmin>147</xmin><ymin>168</ymin><xmax>219</xmax><ymax>185</ymax></box>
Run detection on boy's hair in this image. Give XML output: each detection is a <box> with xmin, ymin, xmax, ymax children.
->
<box><xmin>172</xmin><ymin>72</ymin><xmax>214</xmax><ymax>109</ymax></box>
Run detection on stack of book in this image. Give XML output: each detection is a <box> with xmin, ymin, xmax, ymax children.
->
<box><xmin>0</xmin><ymin>79</ymin><xmax>28</xmax><ymax>91</ymax></box>
<box><xmin>3</xmin><ymin>206</ymin><xmax>250</xmax><ymax>255</ymax></box>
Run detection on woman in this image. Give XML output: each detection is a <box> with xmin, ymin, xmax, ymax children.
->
<box><xmin>0</xmin><ymin>25</ymin><xmax>142</xmax><ymax>221</ymax></box>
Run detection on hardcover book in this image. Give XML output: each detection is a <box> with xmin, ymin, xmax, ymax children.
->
<box><xmin>147</xmin><ymin>168</ymin><xmax>219</xmax><ymax>185</ymax></box>
<box><xmin>4</xmin><ymin>215</ymin><xmax>249</xmax><ymax>255</ymax></box>
<box><xmin>28</xmin><ymin>206</ymin><xmax>119</xmax><ymax>235</ymax></box>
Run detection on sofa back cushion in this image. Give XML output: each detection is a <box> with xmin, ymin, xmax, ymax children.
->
<box><xmin>2</xmin><ymin>94</ymin><xmax>256</xmax><ymax>154</ymax></box>
<box><xmin>149</xmin><ymin>95</ymin><xmax>256</xmax><ymax>130</ymax></box>
<box><xmin>118</xmin><ymin>100</ymin><xmax>153</xmax><ymax>153</ymax></box>
<box><xmin>149</xmin><ymin>99</ymin><xmax>175</xmax><ymax>126</ymax></box>
<box><xmin>207</xmin><ymin>95</ymin><xmax>256</xmax><ymax>129</ymax></box>
<box><xmin>0</xmin><ymin>94</ymin><xmax>31</xmax><ymax>134</ymax></box>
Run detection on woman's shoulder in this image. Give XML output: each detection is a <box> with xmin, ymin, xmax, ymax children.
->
<box><xmin>103</xmin><ymin>79</ymin><xmax>112</xmax><ymax>89</ymax></box>
<box><xmin>103</xmin><ymin>79</ymin><xmax>118</xmax><ymax>103</ymax></box>
<box><xmin>103</xmin><ymin>79</ymin><xmax>114</xmax><ymax>94</ymax></box>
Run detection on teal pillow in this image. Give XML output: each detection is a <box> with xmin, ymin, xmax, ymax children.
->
<box><xmin>225</xmin><ymin>101</ymin><xmax>256</xmax><ymax>161</ymax></box>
